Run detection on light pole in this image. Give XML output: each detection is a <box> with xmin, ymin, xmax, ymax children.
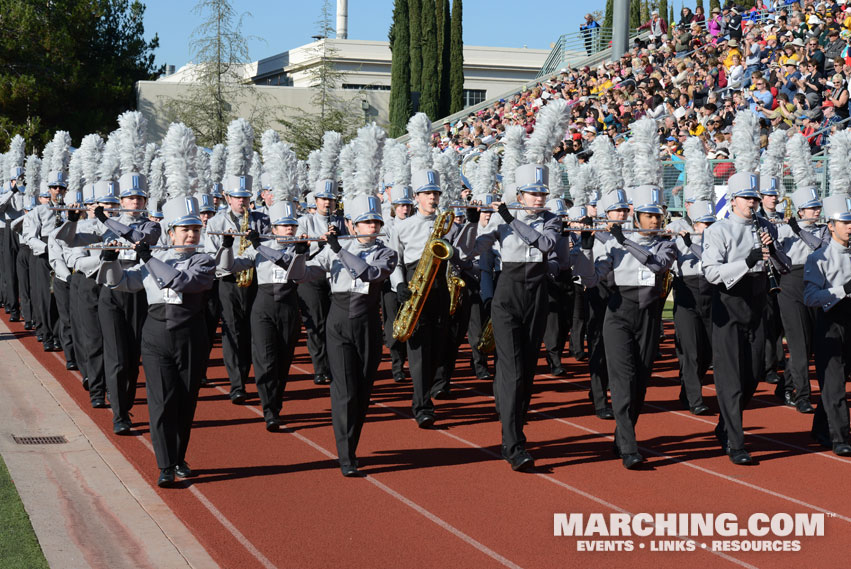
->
<box><xmin>361</xmin><ymin>99</ymin><xmax>369</xmax><ymax>125</ymax></box>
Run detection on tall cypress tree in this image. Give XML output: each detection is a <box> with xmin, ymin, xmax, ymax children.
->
<box><xmin>419</xmin><ymin>0</ymin><xmax>439</xmax><ymax>119</ymax></box>
<box><xmin>669</xmin><ymin>3</ymin><xmax>674</xmax><ymax>37</ymax></box>
<box><xmin>604</xmin><ymin>0</ymin><xmax>614</xmax><ymax>28</ymax></box>
<box><xmin>437</xmin><ymin>0</ymin><xmax>451</xmax><ymax>117</ymax></box>
<box><xmin>630</xmin><ymin>0</ymin><xmax>642</xmax><ymax>29</ymax></box>
<box><xmin>659</xmin><ymin>0</ymin><xmax>668</xmax><ymax>28</ymax></box>
<box><xmin>709</xmin><ymin>0</ymin><xmax>721</xmax><ymax>13</ymax></box>
<box><xmin>641</xmin><ymin>0</ymin><xmax>650</xmax><ymax>24</ymax></box>
<box><xmin>449</xmin><ymin>0</ymin><xmax>464</xmax><ymax>114</ymax></box>
<box><xmin>695</xmin><ymin>0</ymin><xmax>703</xmax><ymax>11</ymax></box>
<box><xmin>389</xmin><ymin>0</ymin><xmax>412</xmax><ymax>137</ymax></box>
<box><xmin>409</xmin><ymin>0</ymin><xmax>422</xmax><ymax>94</ymax></box>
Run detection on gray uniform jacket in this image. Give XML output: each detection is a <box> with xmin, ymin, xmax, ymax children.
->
<box><xmin>217</xmin><ymin>240</ymin><xmax>306</xmax><ymax>288</ymax></box>
<box><xmin>389</xmin><ymin>210</ymin><xmax>463</xmax><ymax>290</ymax></box>
<box><xmin>204</xmin><ymin>209</ymin><xmax>271</xmax><ymax>278</ymax></box>
<box><xmin>23</xmin><ymin>202</ymin><xmax>62</xmax><ymax>257</ymax></box>
<box><xmin>297</xmin><ymin>211</ymin><xmax>349</xmax><ymax>256</ymax></box>
<box><xmin>667</xmin><ymin>217</ymin><xmax>706</xmax><ymax>278</ymax></box>
<box><xmin>803</xmin><ymin>238</ymin><xmax>851</xmax><ymax>312</ymax></box>
<box><xmin>702</xmin><ymin>213</ymin><xmax>792</xmax><ymax>289</ymax></box>
<box><xmin>777</xmin><ymin>221</ymin><xmax>829</xmax><ymax>267</ymax></box>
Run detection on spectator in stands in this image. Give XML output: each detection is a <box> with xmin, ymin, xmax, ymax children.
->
<box><xmin>693</xmin><ymin>5</ymin><xmax>707</xmax><ymax>30</ymax></box>
<box><xmin>807</xmin><ymin>34</ymin><xmax>827</xmax><ymax>73</ymax></box>
<box><xmin>581</xmin><ymin>14</ymin><xmax>601</xmax><ymax>56</ymax></box>
<box><xmin>728</xmin><ymin>54</ymin><xmax>745</xmax><ymax>89</ymax></box>
<box><xmin>708</xmin><ymin>7</ymin><xmax>724</xmax><ymax>39</ymax></box>
<box><xmin>639</xmin><ymin>10</ymin><xmax>668</xmax><ymax>48</ymax></box>
<box><xmin>780</xmin><ymin>59</ymin><xmax>803</xmax><ymax>101</ymax></box>
<box><xmin>749</xmin><ymin>77</ymin><xmax>775</xmax><ymax>117</ymax></box>
<box><xmin>679</xmin><ymin>6</ymin><xmax>695</xmax><ymax>28</ymax></box>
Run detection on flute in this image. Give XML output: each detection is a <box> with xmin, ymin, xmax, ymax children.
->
<box><xmin>563</xmin><ymin>227</ymin><xmax>692</xmax><ymax>234</ymax></box>
<box><xmin>85</xmin><ymin>244</ymin><xmax>205</xmax><ymax>251</ymax></box>
<box><xmin>207</xmin><ymin>231</ymin><xmax>387</xmax><ymax>241</ymax></box>
<box><xmin>48</xmin><ymin>207</ymin><xmax>149</xmax><ymax>213</ymax></box>
<box><xmin>450</xmin><ymin>204</ymin><xmax>543</xmax><ymax>211</ymax></box>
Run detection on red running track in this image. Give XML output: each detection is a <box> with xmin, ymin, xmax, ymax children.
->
<box><xmin>9</xmin><ymin>315</ymin><xmax>851</xmax><ymax>569</ymax></box>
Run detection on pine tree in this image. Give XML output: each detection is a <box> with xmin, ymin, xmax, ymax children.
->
<box><xmin>695</xmin><ymin>0</ymin><xmax>703</xmax><ymax>11</ymax></box>
<box><xmin>709</xmin><ymin>0</ymin><xmax>721</xmax><ymax>13</ymax></box>
<box><xmin>659</xmin><ymin>0</ymin><xmax>668</xmax><ymax>30</ymax></box>
<box><xmin>409</xmin><ymin>0</ymin><xmax>422</xmax><ymax>94</ymax></box>
<box><xmin>419</xmin><ymin>0</ymin><xmax>439</xmax><ymax>119</ymax></box>
<box><xmin>449</xmin><ymin>0</ymin><xmax>464</xmax><ymax>114</ymax></box>
<box><xmin>630</xmin><ymin>0</ymin><xmax>642</xmax><ymax>28</ymax></box>
<box><xmin>669</xmin><ymin>3</ymin><xmax>674</xmax><ymax>37</ymax></box>
<box><xmin>437</xmin><ymin>0</ymin><xmax>452</xmax><ymax>117</ymax></box>
<box><xmin>641</xmin><ymin>0</ymin><xmax>650</xmax><ymax>24</ymax></box>
<box><xmin>388</xmin><ymin>0</ymin><xmax>412</xmax><ymax>137</ymax></box>
<box><xmin>604</xmin><ymin>0</ymin><xmax>614</xmax><ymax>28</ymax></box>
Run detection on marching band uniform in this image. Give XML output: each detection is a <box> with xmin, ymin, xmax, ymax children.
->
<box><xmin>49</xmin><ymin>196</ymin><xmax>78</xmax><ymax>369</ymax></box>
<box><xmin>204</xmin><ymin>174</ymin><xmax>270</xmax><ymax>403</ymax></box>
<box><xmin>543</xmin><ymin>199</ymin><xmax>574</xmax><ymax>376</ymax></box>
<box><xmin>759</xmin><ymin>176</ymin><xmax>785</xmax><ymax>386</ymax></box>
<box><xmin>0</xmin><ymin>168</ymin><xmax>26</xmax><ymax>322</ymax></box>
<box><xmin>296</xmin><ymin>179</ymin><xmax>348</xmax><ymax>385</ymax></box>
<box><xmin>301</xmin><ymin>195</ymin><xmax>398</xmax><ymax>476</ymax></box>
<box><xmin>774</xmin><ymin>187</ymin><xmax>829</xmax><ymax>413</ymax></box>
<box><xmin>803</xmin><ymin>194</ymin><xmax>851</xmax><ymax>456</ymax></box>
<box><xmin>576</xmin><ymin>186</ymin><xmax>676</xmax><ymax>468</ymax></box>
<box><xmin>668</xmin><ymin>201</ymin><xmax>715</xmax><ymax>416</ymax></box>
<box><xmin>702</xmin><ymin>173</ymin><xmax>792</xmax><ymax>464</ymax></box>
<box><xmin>218</xmin><ymin>201</ymin><xmax>305</xmax><ymax>431</ymax></box>
<box><xmin>13</xmin><ymin>197</ymin><xmax>34</xmax><ymax>329</ymax></box>
<box><xmin>466</xmin><ymin>193</ymin><xmax>498</xmax><ymax>381</ymax></box>
<box><xmin>381</xmin><ymin>184</ymin><xmax>414</xmax><ymax>383</ymax></box>
<box><xmin>197</xmin><ymin>193</ymin><xmax>220</xmax><ymax>383</ymax></box>
<box><xmin>100</xmin><ymin>195</ymin><xmax>215</xmax><ymax>486</ymax></box>
<box><xmin>461</xmin><ymin>164</ymin><xmax>563</xmax><ymax>471</ymax></box>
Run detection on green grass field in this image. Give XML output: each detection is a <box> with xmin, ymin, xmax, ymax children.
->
<box><xmin>663</xmin><ymin>300</ymin><xmax>674</xmax><ymax>321</ymax></box>
<box><xmin>0</xmin><ymin>453</ymin><xmax>49</xmax><ymax>569</ymax></box>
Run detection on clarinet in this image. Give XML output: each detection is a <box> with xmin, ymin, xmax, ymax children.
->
<box><xmin>751</xmin><ymin>208</ymin><xmax>781</xmax><ymax>295</ymax></box>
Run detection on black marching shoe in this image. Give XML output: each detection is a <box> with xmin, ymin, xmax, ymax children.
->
<box><xmin>157</xmin><ymin>467</ymin><xmax>176</xmax><ymax>487</ymax></box>
<box><xmin>780</xmin><ymin>390</ymin><xmax>796</xmax><ymax>407</ymax></box>
<box><xmin>66</xmin><ymin>360</ymin><xmax>78</xmax><ymax>371</ymax></box>
<box><xmin>550</xmin><ymin>366</ymin><xmax>567</xmax><ymax>377</ymax></box>
<box><xmin>508</xmin><ymin>450</ymin><xmax>535</xmax><ymax>472</ymax></box>
<box><xmin>91</xmin><ymin>398</ymin><xmax>109</xmax><ymax>409</ymax></box>
<box><xmin>728</xmin><ymin>448</ymin><xmax>753</xmax><ymax>465</ymax></box>
<box><xmin>341</xmin><ymin>463</ymin><xmax>362</xmax><ymax>477</ymax></box>
<box><xmin>265</xmin><ymin>417</ymin><xmax>281</xmax><ymax>432</ymax></box>
<box><xmin>174</xmin><ymin>461</ymin><xmax>193</xmax><ymax>479</ymax></box>
<box><xmin>36</xmin><ymin>333</ymin><xmax>43</xmax><ymax>342</ymax></box>
<box><xmin>113</xmin><ymin>418</ymin><xmax>132</xmax><ymax>435</ymax></box>
<box><xmin>313</xmin><ymin>374</ymin><xmax>331</xmax><ymax>385</ymax></box>
<box><xmin>795</xmin><ymin>399</ymin><xmax>814</xmax><ymax>414</ymax></box>
<box><xmin>9</xmin><ymin>313</ymin><xmax>20</xmax><ymax>323</ymax></box>
<box><xmin>82</xmin><ymin>377</ymin><xmax>90</xmax><ymax>391</ymax></box>
<box><xmin>476</xmin><ymin>370</ymin><xmax>493</xmax><ymax>381</ymax></box>
<box><xmin>764</xmin><ymin>370</ymin><xmax>780</xmax><ymax>384</ymax></box>
<box><xmin>42</xmin><ymin>341</ymin><xmax>55</xmax><ymax>352</ymax></box>
<box><xmin>811</xmin><ymin>430</ymin><xmax>833</xmax><ymax>450</ymax></box>
<box><xmin>714</xmin><ymin>424</ymin><xmax>728</xmax><ymax>453</ymax></box>
<box><xmin>392</xmin><ymin>371</ymin><xmax>407</xmax><ymax>383</ymax></box>
<box><xmin>690</xmin><ymin>404</ymin><xmax>710</xmax><ymax>416</ymax></box>
<box><xmin>230</xmin><ymin>390</ymin><xmax>247</xmax><ymax>404</ymax></box>
<box><xmin>52</xmin><ymin>339</ymin><xmax>61</xmax><ymax>352</ymax></box>
<box><xmin>832</xmin><ymin>443</ymin><xmax>851</xmax><ymax>457</ymax></box>
<box><xmin>595</xmin><ymin>407</ymin><xmax>614</xmax><ymax>420</ymax></box>
<box><xmin>415</xmin><ymin>414</ymin><xmax>435</xmax><ymax>429</ymax></box>
<box><xmin>24</xmin><ymin>321</ymin><xmax>33</xmax><ymax>330</ymax></box>
<box><xmin>622</xmin><ymin>453</ymin><xmax>645</xmax><ymax>470</ymax></box>
<box><xmin>432</xmin><ymin>389</ymin><xmax>453</xmax><ymax>400</ymax></box>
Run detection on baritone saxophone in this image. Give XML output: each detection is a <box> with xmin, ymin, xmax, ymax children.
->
<box><xmin>392</xmin><ymin>210</ymin><xmax>455</xmax><ymax>342</ymax></box>
<box><xmin>236</xmin><ymin>208</ymin><xmax>255</xmax><ymax>288</ymax></box>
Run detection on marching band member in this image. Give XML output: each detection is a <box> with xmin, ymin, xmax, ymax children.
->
<box><xmin>702</xmin><ymin>112</ymin><xmax>792</xmax><ymax>465</ymax></box>
<box><xmin>668</xmin><ymin>137</ymin><xmax>716</xmax><ymax>416</ymax></box>
<box><xmin>382</xmin><ymin>181</ymin><xmax>413</xmax><ymax>383</ymax></box>
<box><xmin>0</xmin><ymin>135</ymin><xmax>27</xmax><ymax>323</ymax></box>
<box><xmin>15</xmin><ymin>156</ymin><xmax>40</xmax><ymax>331</ymax></box>
<box><xmin>758</xmin><ymin>131</ymin><xmax>788</xmax><ymax>387</ymax></box>
<box><xmin>466</xmin><ymin>192</ymin><xmax>496</xmax><ymax>381</ymax></box>
<box><xmin>204</xmin><ymin>118</ymin><xmax>270</xmax><ymax>404</ymax></box>
<box><xmin>543</xmin><ymin>197</ymin><xmax>574</xmax><ymax>377</ymax></box>
<box><xmin>297</xmin><ymin>133</ymin><xmax>347</xmax><ymax>386</ymax></box>
<box><xmin>804</xmin><ymin>189</ymin><xmax>851</xmax><ymax>457</ymax></box>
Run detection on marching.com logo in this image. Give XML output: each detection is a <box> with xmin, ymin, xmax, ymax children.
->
<box><xmin>554</xmin><ymin>512</ymin><xmax>825</xmax><ymax>552</ymax></box>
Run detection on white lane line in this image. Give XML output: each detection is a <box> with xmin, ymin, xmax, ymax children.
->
<box><xmin>212</xmin><ymin>383</ymin><xmax>525</xmax><ymax>569</ymax></box>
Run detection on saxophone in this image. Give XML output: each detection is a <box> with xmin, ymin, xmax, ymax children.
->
<box><xmin>447</xmin><ymin>264</ymin><xmax>466</xmax><ymax>316</ymax></box>
<box><xmin>476</xmin><ymin>318</ymin><xmax>495</xmax><ymax>354</ymax></box>
<box><xmin>235</xmin><ymin>208</ymin><xmax>254</xmax><ymax>288</ymax></box>
<box><xmin>393</xmin><ymin>210</ymin><xmax>455</xmax><ymax>342</ymax></box>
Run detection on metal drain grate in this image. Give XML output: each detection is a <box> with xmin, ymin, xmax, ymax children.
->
<box><xmin>12</xmin><ymin>435</ymin><xmax>68</xmax><ymax>445</ymax></box>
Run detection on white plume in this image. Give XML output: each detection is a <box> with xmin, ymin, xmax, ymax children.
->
<box><xmin>630</xmin><ymin>117</ymin><xmax>661</xmax><ymax>186</ymax></box>
<box><xmin>195</xmin><ymin>150</ymin><xmax>211</xmax><ymax>191</ymax></box>
<box><xmin>730</xmin><ymin>110</ymin><xmax>761</xmax><ymax>174</ymax></box>
<box><xmin>351</xmin><ymin>123</ymin><xmax>386</xmax><ymax>198</ymax></box>
<box><xmin>563</xmin><ymin>153</ymin><xmax>591</xmax><ymax>207</ymax></box>
<box><xmin>500</xmin><ymin>125</ymin><xmax>526</xmax><ymax>190</ymax></box>
<box><xmin>40</xmin><ymin>141</ymin><xmax>55</xmax><ymax>193</ymax></box>
<box><xmin>148</xmin><ymin>156</ymin><xmax>166</xmax><ymax>205</ymax></box>
<box><xmin>162</xmin><ymin>122</ymin><xmax>198</xmax><ymax>199</ymax></box>
<box><xmin>67</xmin><ymin>149</ymin><xmax>84</xmax><ymax>192</ymax></box>
<box><xmin>225</xmin><ymin>118</ymin><xmax>254</xmax><ymax>176</ymax></box>
<box><xmin>249</xmin><ymin>151</ymin><xmax>263</xmax><ymax>187</ymax></box>
<box><xmin>683</xmin><ymin>137</ymin><xmax>714</xmax><ymax>202</ymax></box>
<box><xmin>524</xmin><ymin>99</ymin><xmax>570</xmax><ymax>164</ymax></box>
<box><xmin>760</xmin><ymin>130</ymin><xmax>787</xmax><ymax>180</ymax></box>
<box><xmin>338</xmin><ymin>142</ymin><xmax>357</xmax><ymax>198</ymax></box>
<box><xmin>318</xmin><ymin>131</ymin><xmax>344</xmax><ymax>180</ymax></box>
<box><xmin>307</xmin><ymin>150</ymin><xmax>321</xmax><ymax>187</ymax></box>
<box><xmin>296</xmin><ymin>160</ymin><xmax>309</xmax><ymax>194</ymax></box>
<box><xmin>8</xmin><ymin>134</ymin><xmax>25</xmax><ymax>170</ymax></box>
<box><xmin>589</xmin><ymin>136</ymin><xmax>622</xmax><ymax>195</ymax></box>
<box><xmin>117</xmin><ymin>110</ymin><xmax>148</xmax><ymax>174</ymax></box>
<box><xmin>471</xmin><ymin>149</ymin><xmax>499</xmax><ymax>197</ymax></box>
<box><xmin>260</xmin><ymin>129</ymin><xmax>280</xmax><ymax>168</ymax></box>
<box><xmin>828</xmin><ymin>129</ymin><xmax>851</xmax><ymax>197</ymax></box>
<box><xmin>549</xmin><ymin>158</ymin><xmax>563</xmax><ymax>196</ymax></box>
<box><xmin>406</xmin><ymin>112</ymin><xmax>433</xmax><ymax>171</ymax></box>
<box><xmin>143</xmin><ymin>143</ymin><xmax>159</xmax><ymax>176</ymax></box>
<box><xmin>50</xmin><ymin>130</ymin><xmax>72</xmax><ymax>173</ymax></box>
<box><xmin>618</xmin><ymin>140</ymin><xmax>637</xmax><ymax>188</ymax></box>
<box><xmin>25</xmin><ymin>154</ymin><xmax>40</xmax><ymax>199</ymax></box>
<box><xmin>265</xmin><ymin>141</ymin><xmax>299</xmax><ymax>203</ymax></box>
<box><xmin>382</xmin><ymin>139</ymin><xmax>411</xmax><ymax>186</ymax></box>
<box><xmin>78</xmin><ymin>134</ymin><xmax>104</xmax><ymax>186</ymax></box>
<box><xmin>433</xmin><ymin>149</ymin><xmax>463</xmax><ymax>208</ymax></box>
<box><xmin>210</xmin><ymin>143</ymin><xmax>226</xmax><ymax>184</ymax></box>
<box><xmin>98</xmin><ymin>131</ymin><xmax>121</xmax><ymax>181</ymax></box>
<box><xmin>785</xmin><ymin>132</ymin><xmax>817</xmax><ymax>189</ymax></box>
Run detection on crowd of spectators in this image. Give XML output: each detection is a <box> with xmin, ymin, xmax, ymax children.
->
<box><xmin>433</xmin><ymin>0</ymin><xmax>851</xmax><ymax>197</ymax></box>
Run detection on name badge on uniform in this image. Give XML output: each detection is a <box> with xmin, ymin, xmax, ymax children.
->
<box><xmin>162</xmin><ymin>288</ymin><xmax>183</xmax><ymax>304</ymax></box>
<box><xmin>526</xmin><ymin>247</ymin><xmax>543</xmax><ymax>263</ymax></box>
<box><xmin>272</xmin><ymin>266</ymin><xmax>288</xmax><ymax>283</ymax></box>
<box><xmin>638</xmin><ymin>269</ymin><xmax>656</xmax><ymax>287</ymax></box>
<box><xmin>350</xmin><ymin>277</ymin><xmax>369</xmax><ymax>295</ymax></box>
<box><xmin>119</xmin><ymin>248</ymin><xmax>136</xmax><ymax>261</ymax></box>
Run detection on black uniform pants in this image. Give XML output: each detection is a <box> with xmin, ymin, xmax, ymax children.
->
<box><xmin>73</xmin><ymin>274</ymin><xmax>105</xmax><ymax>401</ymax></box>
<box><xmin>812</xmin><ymin>301</ymin><xmax>851</xmax><ymax>445</ymax></box>
<box><xmin>569</xmin><ymin>283</ymin><xmax>588</xmax><ymax>358</ymax></box>
<box><xmin>52</xmin><ymin>278</ymin><xmax>75</xmax><ymax>362</ymax></box>
<box><xmin>141</xmin><ymin>316</ymin><xmax>207</xmax><ymax>470</ymax></box>
<box><xmin>466</xmin><ymin>290</ymin><xmax>490</xmax><ymax>376</ymax></box>
<box><xmin>433</xmin><ymin>285</ymin><xmax>472</xmax><ymax>394</ymax></box>
<box><xmin>218</xmin><ymin>278</ymin><xmax>257</xmax><ymax>395</ymax></box>
<box><xmin>586</xmin><ymin>286</ymin><xmax>610</xmax><ymax>411</ymax></box>
<box><xmin>0</xmin><ymin>226</ymin><xmax>7</xmax><ymax>307</ymax></box>
<box><xmin>763</xmin><ymin>292</ymin><xmax>784</xmax><ymax>377</ymax></box>
<box><xmin>381</xmin><ymin>281</ymin><xmax>407</xmax><ymax>376</ymax></box>
<box><xmin>407</xmin><ymin>265</ymin><xmax>450</xmax><ymax>420</ymax></box>
<box><xmin>543</xmin><ymin>276</ymin><xmax>573</xmax><ymax>370</ymax></box>
<box><xmin>297</xmin><ymin>279</ymin><xmax>331</xmax><ymax>376</ymax></box>
<box><xmin>16</xmin><ymin>245</ymin><xmax>31</xmax><ymax>323</ymax></box>
<box><xmin>602</xmin><ymin>290</ymin><xmax>661</xmax><ymax>455</ymax></box>
<box><xmin>712</xmin><ymin>275</ymin><xmax>766</xmax><ymax>452</ymax></box>
<box><xmin>251</xmin><ymin>287</ymin><xmax>300</xmax><ymax>420</ymax></box>
<box><xmin>777</xmin><ymin>266</ymin><xmax>815</xmax><ymax>401</ymax></box>
<box><xmin>203</xmin><ymin>280</ymin><xmax>221</xmax><ymax>378</ymax></box>
<box><xmin>327</xmin><ymin>300</ymin><xmax>382</xmax><ymax>467</ymax></box>
<box><xmin>32</xmin><ymin>254</ymin><xmax>58</xmax><ymax>343</ymax></box>
<box><xmin>673</xmin><ymin>276</ymin><xmax>713</xmax><ymax>409</ymax></box>
<box><xmin>3</xmin><ymin>222</ymin><xmax>19</xmax><ymax>316</ymax></box>
<box><xmin>492</xmin><ymin>264</ymin><xmax>548</xmax><ymax>459</ymax></box>
<box><xmin>99</xmin><ymin>287</ymin><xmax>146</xmax><ymax>424</ymax></box>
